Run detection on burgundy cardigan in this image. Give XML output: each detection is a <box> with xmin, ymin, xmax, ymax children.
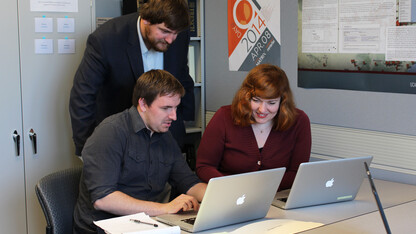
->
<box><xmin>196</xmin><ymin>105</ymin><xmax>311</xmax><ymax>190</ymax></box>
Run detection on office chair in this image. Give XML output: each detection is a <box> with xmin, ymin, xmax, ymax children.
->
<box><xmin>35</xmin><ymin>166</ymin><xmax>82</xmax><ymax>234</ymax></box>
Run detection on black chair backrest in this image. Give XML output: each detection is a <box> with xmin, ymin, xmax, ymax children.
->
<box><xmin>35</xmin><ymin>166</ymin><xmax>82</xmax><ymax>234</ymax></box>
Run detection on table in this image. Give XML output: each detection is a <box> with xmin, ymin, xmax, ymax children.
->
<box><xmin>301</xmin><ymin>200</ymin><xmax>416</xmax><ymax>233</ymax></box>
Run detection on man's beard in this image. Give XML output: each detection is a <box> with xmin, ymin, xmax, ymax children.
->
<box><xmin>145</xmin><ymin>28</ymin><xmax>170</xmax><ymax>52</ymax></box>
<box><xmin>151</xmin><ymin>40</ymin><xmax>170</xmax><ymax>52</ymax></box>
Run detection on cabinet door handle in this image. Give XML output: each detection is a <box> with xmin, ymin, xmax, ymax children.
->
<box><xmin>29</xmin><ymin>129</ymin><xmax>37</xmax><ymax>154</ymax></box>
<box><xmin>13</xmin><ymin>130</ymin><xmax>20</xmax><ymax>156</ymax></box>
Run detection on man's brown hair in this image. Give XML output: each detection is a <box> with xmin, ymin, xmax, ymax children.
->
<box><xmin>140</xmin><ymin>0</ymin><xmax>190</xmax><ymax>31</ymax></box>
<box><xmin>132</xmin><ymin>69</ymin><xmax>185</xmax><ymax>107</ymax></box>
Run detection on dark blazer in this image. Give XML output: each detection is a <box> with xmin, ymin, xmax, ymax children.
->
<box><xmin>69</xmin><ymin>13</ymin><xmax>194</xmax><ymax>155</ymax></box>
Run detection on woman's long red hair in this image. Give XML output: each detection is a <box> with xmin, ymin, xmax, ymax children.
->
<box><xmin>231</xmin><ymin>64</ymin><xmax>297</xmax><ymax>131</ymax></box>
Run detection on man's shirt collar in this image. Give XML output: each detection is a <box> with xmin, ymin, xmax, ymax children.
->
<box><xmin>137</xmin><ymin>17</ymin><xmax>149</xmax><ymax>57</ymax></box>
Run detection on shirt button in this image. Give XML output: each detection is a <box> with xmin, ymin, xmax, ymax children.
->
<box><xmin>257</xmin><ymin>161</ymin><xmax>261</xmax><ymax>165</ymax></box>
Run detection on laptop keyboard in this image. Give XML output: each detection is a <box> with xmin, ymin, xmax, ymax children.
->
<box><xmin>181</xmin><ymin>217</ymin><xmax>196</xmax><ymax>225</ymax></box>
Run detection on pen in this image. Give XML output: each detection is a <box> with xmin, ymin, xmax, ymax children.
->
<box><xmin>130</xmin><ymin>219</ymin><xmax>158</xmax><ymax>227</ymax></box>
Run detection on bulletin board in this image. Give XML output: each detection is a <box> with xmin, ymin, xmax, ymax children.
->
<box><xmin>297</xmin><ymin>0</ymin><xmax>416</xmax><ymax>94</ymax></box>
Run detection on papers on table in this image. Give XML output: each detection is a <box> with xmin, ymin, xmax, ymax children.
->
<box><xmin>94</xmin><ymin>213</ymin><xmax>322</xmax><ymax>234</ymax></box>
<box><xmin>211</xmin><ymin>219</ymin><xmax>323</xmax><ymax>234</ymax></box>
<box><xmin>93</xmin><ymin>212</ymin><xmax>180</xmax><ymax>234</ymax></box>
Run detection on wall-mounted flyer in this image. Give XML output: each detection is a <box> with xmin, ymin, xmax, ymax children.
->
<box><xmin>228</xmin><ymin>0</ymin><xmax>281</xmax><ymax>71</ymax></box>
<box><xmin>35</xmin><ymin>38</ymin><xmax>53</xmax><ymax>54</ymax></box>
<box><xmin>57</xmin><ymin>17</ymin><xmax>75</xmax><ymax>33</ymax></box>
<box><xmin>35</xmin><ymin>17</ymin><xmax>53</xmax><ymax>33</ymax></box>
<box><xmin>58</xmin><ymin>38</ymin><xmax>75</xmax><ymax>54</ymax></box>
<box><xmin>30</xmin><ymin>0</ymin><xmax>78</xmax><ymax>12</ymax></box>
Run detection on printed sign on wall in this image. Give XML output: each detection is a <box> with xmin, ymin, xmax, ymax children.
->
<box><xmin>228</xmin><ymin>0</ymin><xmax>281</xmax><ymax>71</ymax></box>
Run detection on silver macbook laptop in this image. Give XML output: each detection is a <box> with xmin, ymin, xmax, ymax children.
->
<box><xmin>272</xmin><ymin>156</ymin><xmax>373</xmax><ymax>210</ymax></box>
<box><xmin>156</xmin><ymin>167</ymin><xmax>286</xmax><ymax>232</ymax></box>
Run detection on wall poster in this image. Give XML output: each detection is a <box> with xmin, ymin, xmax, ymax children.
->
<box><xmin>298</xmin><ymin>0</ymin><xmax>416</xmax><ymax>94</ymax></box>
<box><xmin>228</xmin><ymin>0</ymin><xmax>281</xmax><ymax>71</ymax></box>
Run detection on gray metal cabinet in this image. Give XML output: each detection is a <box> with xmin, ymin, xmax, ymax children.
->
<box><xmin>0</xmin><ymin>0</ymin><xmax>26</xmax><ymax>233</ymax></box>
<box><xmin>0</xmin><ymin>0</ymin><xmax>94</xmax><ymax>233</ymax></box>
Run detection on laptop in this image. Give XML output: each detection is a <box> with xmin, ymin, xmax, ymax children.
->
<box><xmin>272</xmin><ymin>156</ymin><xmax>373</xmax><ymax>210</ymax></box>
<box><xmin>156</xmin><ymin>167</ymin><xmax>286</xmax><ymax>232</ymax></box>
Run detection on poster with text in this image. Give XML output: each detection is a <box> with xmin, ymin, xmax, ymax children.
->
<box><xmin>228</xmin><ymin>0</ymin><xmax>281</xmax><ymax>71</ymax></box>
<box><xmin>299</xmin><ymin>0</ymin><xmax>416</xmax><ymax>73</ymax></box>
<box><xmin>298</xmin><ymin>0</ymin><xmax>416</xmax><ymax>94</ymax></box>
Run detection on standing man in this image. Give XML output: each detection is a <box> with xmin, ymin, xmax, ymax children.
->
<box><xmin>69</xmin><ymin>0</ymin><xmax>194</xmax><ymax>156</ymax></box>
<box><xmin>73</xmin><ymin>70</ymin><xmax>206</xmax><ymax>234</ymax></box>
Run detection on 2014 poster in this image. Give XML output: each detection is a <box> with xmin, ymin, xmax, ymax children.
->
<box><xmin>228</xmin><ymin>0</ymin><xmax>281</xmax><ymax>71</ymax></box>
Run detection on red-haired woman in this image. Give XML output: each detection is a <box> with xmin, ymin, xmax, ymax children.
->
<box><xmin>196</xmin><ymin>64</ymin><xmax>311</xmax><ymax>190</ymax></box>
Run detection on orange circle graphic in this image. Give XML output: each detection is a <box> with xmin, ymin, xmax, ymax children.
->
<box><xmin>235</xmin><ymin>0</ymin><xmax>253</xmax><ymax>26</ymax></box>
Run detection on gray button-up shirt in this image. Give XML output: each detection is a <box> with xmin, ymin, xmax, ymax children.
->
<box><xmin>74</xmin><ymin>106</ymin><xmax>200</xmax><ymax>233</ymax></box>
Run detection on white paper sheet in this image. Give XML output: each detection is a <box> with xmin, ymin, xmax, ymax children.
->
<box><xmin>399</xmin><ymin>0</ymin><xmax>412</xmax><ymax>22</ymax></box>
<box><xmin>386</xmin><ymin>26</ymin><xmax>416</xmax><ymax>61</ymax></box>
<box><xmin>338</xmin><ymin>0</ymin><xmax>396</xmax><ymax>54</ymax></box>
<box><xmin>302</xmin><ymin>0</ymin><xmax>338</xmax><ymax>53</ymax></box>
<box><xmin>35</xmin><ymin>38</ymin><xmax>53</xmax><ymax>54</ymax></box>
<box><xmin>35</xmin><ymin>17</ymin><xmax>53</xmax><ymax>33</ymax></box>
<box><xmin>93</xmin><ymin>213</ymin><xmax>180</xmax><ymax>234</ymax></box>
<box><xmin>58</xmin><ymin>38</ymin><xmax>75</xmax><ymax>54</ymax></box>
<box><xmin>229</xmin><ymin>219</ymin><xmax>323</xmax><ymax>234</ymax></box>
<box><xmin>30</xmin><ymin>0</ymin><xmax>78</xmax><ymax>12</ymax></box>
<box><xmin>57</xmin><ymin>18</ymin><xmax>75</xmax><ymax>33</ymax></box>
<box><xmin>188</xmin><ymin>45</ymin><xmax>196</xmax><ymax>82</ymax></box>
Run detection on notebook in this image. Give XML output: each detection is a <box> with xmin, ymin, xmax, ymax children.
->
<box><xmin>272</xmin><ymin>156</ymin><xmax>373</xmax><ymax>210</ymax></box>
<box><xmin>364</xmin><ymin>161</ymin><xmax>391</xmax><ymax>234</ymax></box>
<box><xmin>156</xmin><ymin>167</ymin><xmax>286</xmax><ymax>232</ymax></box>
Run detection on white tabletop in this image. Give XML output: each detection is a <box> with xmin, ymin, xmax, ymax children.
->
<box><xmin>301</xmin><ymin>200</ymin><xmax>416</xmax><ymax>233</ymax></box>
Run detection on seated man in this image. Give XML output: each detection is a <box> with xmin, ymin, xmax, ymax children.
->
<box><xmin>73</xmin><ymin>70</ymin><xmax>207</xmax><ymax>234</ymax></box>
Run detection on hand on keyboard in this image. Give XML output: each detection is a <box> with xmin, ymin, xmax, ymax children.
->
<box><xmin>163</xmin><ymin>194</ymin><xmax>200</xmax><ymax>214</ymax></box>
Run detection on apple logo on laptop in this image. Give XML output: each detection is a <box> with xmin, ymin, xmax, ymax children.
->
<box><xmin>325</xmin><ymin>178</ymin><xmax>335</xmax><ymax>188</ymax></box>
<box><xmin>236</xmin><ymin>194</ymin><xmax>246</xmax><ymax>205</ymax></box>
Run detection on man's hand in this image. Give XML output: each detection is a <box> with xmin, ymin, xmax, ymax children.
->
<box><xmin>93</xmin><ymin>191</ymin><xmax>200</xmax><ymax>217</ymax></box>
<box><xmin>164</xmin><ymin>194</ymin><xmax>200</xmax><ymax>214</ymax></box>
